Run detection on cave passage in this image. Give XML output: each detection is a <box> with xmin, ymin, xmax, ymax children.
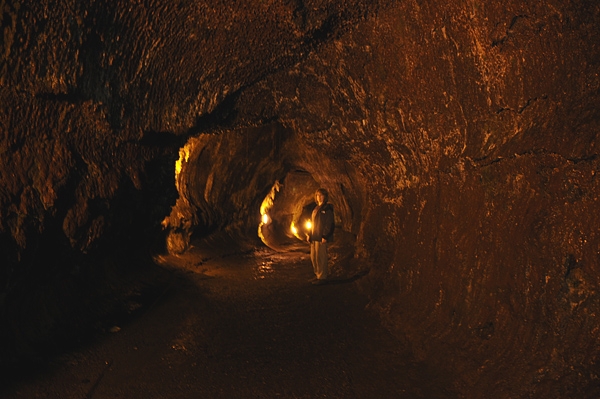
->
<box><xmin>162</xmin><ymin>123</ymin><xmax>361</xmax><ymax>278</ymax></box>
<box><xmin>258</xmin><ymin>170</ymin><xmax>340</xmax><ymax>254</ymax></box>
<box><xmin>2</xmin><ymin>1</ymin><xmax>599</xmax><ymax>397</ymax></box>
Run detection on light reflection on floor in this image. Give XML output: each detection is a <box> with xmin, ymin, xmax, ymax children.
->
<box><xmin>255</xmin><ymin>261</ymin><xmax>274</xmax><ymax>279</ymax></box>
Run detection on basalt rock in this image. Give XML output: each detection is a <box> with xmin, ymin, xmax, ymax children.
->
<box><xmin>1</xmin><ymin>0</ymin><xmax>599</xmax><ymax>397</ymax></box>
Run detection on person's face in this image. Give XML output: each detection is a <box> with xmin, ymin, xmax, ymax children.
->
<box><xmin>316</xmin><ymin>192</ymin><xmax>325</xmax><ymax>205</ymax></box>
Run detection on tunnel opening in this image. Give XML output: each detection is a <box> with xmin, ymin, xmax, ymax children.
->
<box><xmin>161</xmin><ymin>121</ymin><xmax>360</xmax><ymax>278</ymax></box>
<box><xmin>258</xmin><ymin>170</ymin><xmax>320</xmax><ymax>252</ymax></box>
<box><xmin>161</xmin><ymin>123</ymin><xmax>297</xmax><ymax>254</ymax></box>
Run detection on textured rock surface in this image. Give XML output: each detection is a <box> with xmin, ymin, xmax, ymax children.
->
<box><xmin>1</xmin><ymin>0</ymin><xmax>599</xmax><ymax>397</ymax></box>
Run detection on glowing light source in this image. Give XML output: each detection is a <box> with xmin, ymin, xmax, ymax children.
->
<box><xmin>304</xmin><ymin>220</ymin><xmax>312</xmax><ymax>231</ymax></box>
<box><xmin>291</xmin><ymin>223</ymin><xmax>298</xmax><ymax>235</ymax></box>
<box><xmin>174</xmin><ymin>141</ymin><xmax>194</xmax><ymax>190</ymax></box>
<box><xmin>258</xmin><ymin>181</ymin><xmax>281</xmax><ymax>245</ymax></box>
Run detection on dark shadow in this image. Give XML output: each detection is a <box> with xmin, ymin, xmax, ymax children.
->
<box><xmin>312</xmin><ymin>269</ymin><xmax>370</xmax><ymax>286</ymax></box>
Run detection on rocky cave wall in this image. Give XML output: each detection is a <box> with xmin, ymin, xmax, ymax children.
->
<box><xmin>227</xmin><ymin>3</ymin><xmax>600</xmax><ymax>394</ymax></box>
<box><xmin>1</xmin><ymin>0</ymin><xmax>600</xmax><ymax>397</ymax></box>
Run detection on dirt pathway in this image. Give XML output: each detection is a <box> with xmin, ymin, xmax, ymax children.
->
<box><xmin>1</xmin><ymin>245</ymin><xmax>454</xmax><ymax>398</ymax></box>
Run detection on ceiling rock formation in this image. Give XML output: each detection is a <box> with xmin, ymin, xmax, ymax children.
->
<box><xmin>1</xmin><ymin>0</ymin><xmax>599</xmax><ymax>397</ymax></box>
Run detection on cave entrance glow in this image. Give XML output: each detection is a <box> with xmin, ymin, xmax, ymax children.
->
<box><xmin>257</xmin><ymin>171</ymin><xmax>320</xmax><ymax>251</ymax></box>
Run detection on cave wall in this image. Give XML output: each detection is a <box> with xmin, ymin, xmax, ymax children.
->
<box><xmin>165</xmin><ymin>124</ymin><xmax>291</xmax><ymax>253</ymax></box>
<box><xmin>1</xmin><ymin>0</ymin><xmax>600</xmax><ymax>397</ymax></box>
<box><xmin>231</xmin><ymin>1</ymin><xmax>600</xmax><ymax>397</ymax></box>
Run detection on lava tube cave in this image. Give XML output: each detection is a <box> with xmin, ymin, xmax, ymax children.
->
<box><xmin>1</xmin><ymin>1</ymin><xmax>600</xmax><ymax>397</ymax></box>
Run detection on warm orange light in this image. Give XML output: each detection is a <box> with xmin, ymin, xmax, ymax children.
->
<box><xmin>304</xmin><ymin>220</ymin><xmax>312</xmax><ymax>231</ymax></box>
<box><xmin>258</xmin><ymin>181</ymin><xmax>281</xmax><ymax>245</ymax></box>
<box><xmin>291</xmin><ymin>224</ymin><xmax>298</xmax><ymax>235</ymax></box>
<box><xmin>174</xmin><ymin>141</ymin><xmax>193</xmax><ymax>190</ymax></box>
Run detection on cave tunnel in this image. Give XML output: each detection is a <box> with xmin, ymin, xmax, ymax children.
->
<box><xmin>165</xmin><ymin>122</ymin><xmax>360</xmax><ymax>262</ymax></box>
<box><xmin>1</xmin><ymin>0</ymin><xmax>600</xmax><ymax>398</ymax></box>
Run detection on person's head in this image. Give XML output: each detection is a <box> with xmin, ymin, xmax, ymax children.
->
<box><xmin>315</xmin><ymin>188</ymin><xmax>328</xmax><ymax>205</ymax></box>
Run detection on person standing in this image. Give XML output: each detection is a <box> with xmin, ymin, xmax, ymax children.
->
<box><xmin>308</xmin><ymin>188</ymin><xmax>335</xmax><ymax>285</ymax></box>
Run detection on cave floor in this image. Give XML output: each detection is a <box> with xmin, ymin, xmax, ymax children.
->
<box><xmin>1</xmin><ymin>242</ymin><xmax>455</xmax><ymax>399</ymax></box>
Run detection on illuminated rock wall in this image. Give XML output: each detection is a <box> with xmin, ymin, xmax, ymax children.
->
<box><xmin>238</xmin><ymin>4</ymin><xmax>600</xmax><ymax>397</ymax></box>
<box><xmin>1</xmin><ymin>0</ymin><xmax>599</xmax><ymax>396</ymax></box>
